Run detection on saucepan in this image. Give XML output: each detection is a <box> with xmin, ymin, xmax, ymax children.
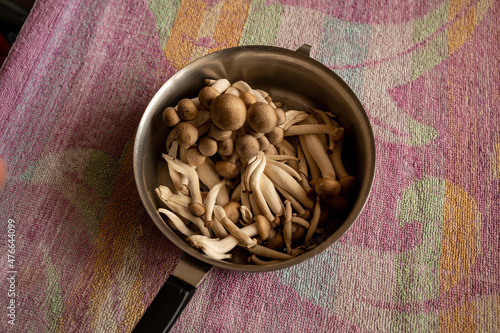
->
<box><xmin>132</xmin><ymin>44</ymin><xmax>375</xmax><ymax>332</ymax></box>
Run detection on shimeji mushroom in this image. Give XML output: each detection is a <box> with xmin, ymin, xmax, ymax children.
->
<box><xmin>240</xmin><ymin>92</ymin><xmax>256</xmax><ymax>109</ymax></box>
<box><xmin>210</xmin><ymin>94</ymin><xmax>247</xmax><ymax>131</ymax></box>
<box><xmin>240</xmin><ymin>205</ymin><xmax>253</xmax><ymax>226</ymax></box>
<box><xmin>248</xmin><ymin>152</ymin><xmax>275</xmax><ymax>223</ymax></box>
<box><xmin>275</xmin><ymin>108</ymin><xmax>286</xmax><ymax>126</ymax></box>
<box><xmin>247</xmin><ymin>102</ymin><xmax>278</xmax><ymax>134</ymax></box>
<box><xmin>213</xmin><ymin>205</ymin><xmax>257</xmax><ymax>249</ymax></box>
<box><xmin>217</xmin><ymin>138</ymin><xmax>234</xmax><ymax>156</ymax></box>
<box><xmin>163</xmin><ymin>107</ymin><xmax>181</xmax><ymax>127</ymax></box>
<box><xmin>204</xmin><ymin>181</ymin><xmax>229</xmax><ymax>226</ymax></box>
<box><xmin>303</xmin><ymin>197</ymin><xmax>321</xmax><ymax>246</ymax></box>
<box><xmin>162</xmin><ymin>154</ymin><xmax>206</xmax><ymax>216</ymax></box>
<box><xmin>158</xmin><ymin>208</ymin><xmax>196</xmax><ymax>237</ymax></box>
<box><xmin>265</xmin><ymin>127</ymin><xmax>284</xmax><ymax>146</ymax></box>
<box><xmin>280</xmin><ymin>110</ymin><xmax>309</xmax><ymax>131</ymax></box>
<box><xmin>156</xmin><ymin>187</ymin><xmax>210</xmax><ymax>237</ymax></box>
<box><xmin>236</xmin><ymin>134</ymin><xmax>260</xmax><ymax>161</ymax></box>
<box><xmin>177</xmin><ymin>98</ymin><xmax>199</xmax><ymax>121</ymax></box>
<box><xmin>215</xmin><ymin>153</ymin><xmax>240</xmax><ymax>180</ymax></box>
<box><xmin>266</xmin><ymin>159</ymin><xmax>302</xmax><ymax>181</ymax></box>
<box><xmin>329</xmin><ymin>127</ymin><xmax>358</xmax><ymax>199</ymax></box>
<box><xmin>257</xmin><ymin>136</ymin><xmax>271</xmax><ymax>151</ymax></box>
<box><xmin>198</xmin><ymin>86</ymin><xmax>220</xmax><ymax>109</ymax></box>
<box><xmin>309</xmin><ymin>107</ymin><xmax>337</xmax><ymax>153</ymax></box>
<box><xmin>210</xmin><ymin>78</ymin><xmax>231</xmax><ymax>93</ymax></box>
<box><xmin>284</xmin><ymin>124</ymin><xmax>341</xmax><ymax>137</ymax></box>
<box><xmin>264</xmin><ymin>161</ymin><xmax>314</xmax><ymax>210</ymax></box>
<box><xmin>223</xmin><ymin>201</ymin><xmax>241</xmax><ymax>224</ymax></box>
<box><xmin>283</xmin><ymin>200</ymin><xmax>293</xmax><ymax>254</ymax></box>
<box><xmin>299</xmin><ymin>132</ymin><xmax>341</xmax><ymax>200</ymax></box>
<box><xmin>174</xmin><ymin>122</ymin><xmax>199</xmax><ymax>148</ymax></box>
<box><xmin>224</xmin><ymin>87</ymin><xmax>241</xmax><ymax>97</ymax></box>
<box><xmin>195</xmin><ymin>158</ymin><xmax>230</xmax><ymax>206</ymax></box>
<box><xmin>209</xmin><ymin>124</ymin><xmax>233</xmax><ymax>141</ymax></box>
<box><xmin>198</xmin><ymin>136</ymin><xmax>218</xmax><ymax>157</ymax></box>
<box><xmin>273</xmin><ymin>182</ymin><xmax>310</xmax><ymax>219</ymax></box>
<box><xmin>260</xmin><ymin>173</ymin><xmax>284</xmax><ymax>217</ymax></box>
<box><xmin>188</xmin><ymin>223</ymin><xmax>259</xmax><ymax>260</ymax></box>
<box><xmin>186</xmin><ymin>146</ymin><xmax>206</xmax><ymax>167</ymax></box>
<box><xmin>296</xmin><ymin>145</ymin><xmax>312</xmax><ymax>193</ymax></box>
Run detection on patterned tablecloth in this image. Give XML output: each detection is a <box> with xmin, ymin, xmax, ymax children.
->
<box><xmin>1</xmin><ymin>0</ymin><xmax>499</xmax><ymax>332</ymax></box>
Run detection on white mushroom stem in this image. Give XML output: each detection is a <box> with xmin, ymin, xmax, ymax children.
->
<box><xmin>242</xmin><ymin>154</ymin><xmax>260</xmax><ymax>193</ymax></box>
<box><xmin>158</xmin><ymin>208</ymin><xmax>197</xmax><ymax>237</ymax></box>
<box><xmin>267</xmin><ymin>159</ymin><xmax>302</xmax><ymax>181</ymax></box>
<box><xmin>274</xmin><ymin>183</ymin><xmax>309</xmax><ymax>219</ymax></box>
<box><xmin>240</xmin><ymin>190</ymin><xmax>251</xmax><ymax>215</ymax></box>
<box><xmin>231</xmin><ymin>80</ymin><xmax>253</xmax><ymax>93</ymax></box>
<box><xmin>240</xmin><ymin>205</ymin><xmax>253</xmax><ymax>225</ymax></box>
<box><xmin>249</xmin><ymin>152</ymin><xmax>275</xmax><ymax>223</ymax></box>
<box><xmin>214</xmin><ymin>205</ymin><xmax>257</xmax><ymax>248</ymax></box>
<box><xmin>156</xmin><ymin>185</ymin><xmax>191</xmax><ymax>207</ymax></box>
<box><xmin>264</xmin><ymin>154</ymin><xmax>299</xmax><ymax>162</ymax></box>
<box><xmin>210</xmin><ymin>216</ymin><xmax>230</xmax><ymax>239</ymax></box>
<box><xmin>162</xmin><ymin>154</ymin><xmax>205</xmax><ymax>209</ymax></box>
<box><xmin>281</xmin><ymin>110</ymin><xmax>309</xmax><ymax>131</ymax></box>
<box><xmin>330</xmin><ymin>129</ymin><xmax>348</xmax><ymax>178</ymax></box>
<box><xmin>196</xmin><ymin>158</ymin><xmax>230</xmax><ymax>206</ymax></box>
<box><xmin>230</xmin><ymin>183</ymin><xmax>242</xmax><ymax>202</ymax></box>
<box><xmin>284</xmin><ymin>124</ymin><xmax>340</xmax><ymax>137</ymax></box>
<box><xmin>260</xmin><ymin>173</ymin><xmax>284</xmax><ymax>216</ymax></box>
<box><xmin>283</xmin><ymin>200</ymin><xmax>293</xmax><ymax>255</ymax></box>
<box><xmin>264</xmin><ymin>144</ymin><xmax>278</xmax><ymax>155</ymax></box>
<box><xmin>251</xmin><ymin>89</ymin><xmax>268</xmax><ymax>104</ymax></box>
<box><xmin>210</xmin><ymin>78</ymin><xmax>231</xmax><ymax>93</ymax></box>
<box><xmin>204</xmin><ymin>180</ymin><xmax>228</xmax><ymax>226</ymax></box>
<box><xmin>165</xmin><ymin>130</ymin><xmax>176</xmax><ymax>151</ymax></box>
<box><xmin>301</xmin><ymin>134</ymin><xmax>336</xmax><ymax>179</ymax></box>
<box><xmin>264</xmin><ymin>162</ymin><xmax>314</xmax><ymax>210</ymax></box>
<box><xmin>310</xmin><ymin>108</ymin><xmax>336</xmax><ymax>153</ymax></box>
<box><xmin>304</xmin><ymin>198</ymin><xmax>321</xmax><ymax>246</ymax></box>
<box><xmin>279</xmin><ymin>138</ymin><xmax>296</xmax><ymax>155</ymax></box>
<box><xmin>187</xmin><ymin>109</ymin><xmax>211</xmax><ymax>127</ymax></box>
<box><xmin>291</xmin><ymin>216</ymin><xmax>310</xmax><ymax>229</ymax></box>
<box><xmin>248</xmin><ymin>192</ymin><xmax>262</xmax><ymax>216</ymax></box>
<box><xmin>155</xmin><ymin>188</ymin><xmax>211</xmax><ymax>237</ymax></box>
<box><xmin>165</xmin><ymin>141</ymin><xmax>188</xmax><ymax>194</ymax></box>
<box><xmin>224</xmin><ymin>87</ymin><xmax>240</xmax><ymax>97</ymax></box>
<box><xmin>188</xmin><ymin>223</ymin><xmax>260</xmax><ymax>260</ymax></box>
<box><xmin>296</xmin><ymin>145</ymin><xmax>312</xmax><ymax>192</ymax></box>
<box><xmin>298</xmin><ymin>135</ymin><xmax>321</xmax><ymax>180</ymax></box>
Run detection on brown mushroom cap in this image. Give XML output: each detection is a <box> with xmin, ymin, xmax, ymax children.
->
<box><xmin>235</xmin><ymin>134</ymin><xmax>260</xmax><ymax>160</ymax></box>
<box><xmin>240</xmin><ymin>91</ymin><xmax>257</xmax><ymax>109</ymax></box>
<box><xmin>247</xmin><ymin>102</ymin><xmax>278</xmax><ymax>133</ymax></box>
<box><xmin>198</xmin><ymin>136</ymin><xmax>218</xmax><ymax>156</ymax></box>
<box><xmin>198</xmin><ymin>86</ymin><xmax>220</xmax><ymax>109</ymax></box>
<box><xmin>262</xmin><ymin>230</ymin><xmax>283</xmax><ymax>250</ymax></box>
<box><xmin>291</xmin><ymin>225</ymin><xmax>306</xmax><ymax>242</ymax></box>
<box><xmin>314</xmin><ymin>177</ymin><xmax>341</xmax><ymax>200</ymax></box>
<box><xmin>339</xmin><ymin>175</ymin><xmax>358</xmax><ymax>199</ymax></box>
<box><xmin>174</xmin><ymin>122</ymin><xmax>198</xmax><ymax>148</ymax></box>
<box><xmin>223</xmin><ymin>201</ymin><xmax>241</xmax><ymax>224</ymax></box>
<box><xmin>265</xmin><ymin>127</ymin><xmax>284</xmax><ymax>146</ymax></box>
<box><xmin>325</xmin><ymin>195</ymin><xmax>351</xmax><ymax>212</ymax></box>
<box><xmin>163</xmin><ymin>107</ymin><xmax>181</xmax><ymax>127</ymax></box>
<box><xmin>210</xmin><ymin>94</ymin><xmax>247</xmax><ymax>131</ymax></box>
<box><xmin>218</xmin><ymin>138</ymin><xmax>234</xmax><ymax>156</ymax></box>
<box><xmin>215</xmin><ymin>160</ymin><xmax>240</xmax><ymax>179</ymax></box>
<box><xmin>185</xmin><ymin>146</ymin><xmax>206</xmax><ymax>167</ymax></box>
<box><xmin>257</xmin><ymin>136</ymin><xmax>270</xmax><ymax>151</ymax></box>
<box><xmin>177</xmin><ymin>98</ymin><xmax>199</xmax><ymax>121</ymax></box>
<box><xmin>275</xmin><ymin>108</ymin><xmax>286</xmax><ymax>126</ymax></box>
<box><xmin>188</xmin><ymin>202</ymin><xmax>206</xmax><ymax>217</ymax></box>
<box><xmin>210</xmin><ymin>124</ymin><xmax>233</xmax><ymax>141</ymax></box>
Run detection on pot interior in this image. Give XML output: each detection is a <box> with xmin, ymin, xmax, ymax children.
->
<box><xmin>134</xmin><ymin>45</ymin><xmax>375</xmax><ymax>272</ymax></box>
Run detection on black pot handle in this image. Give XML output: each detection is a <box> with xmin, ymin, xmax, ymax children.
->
<box><xmin>132</xmin><ymin>254</ymin><xmax>212</xmax><ymax>333</ymax></box>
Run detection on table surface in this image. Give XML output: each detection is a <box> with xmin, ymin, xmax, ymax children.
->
<box><xmin>1</xmin><ymin>0</ymin><xmax>499</xmax><ymax>332</ymax></box>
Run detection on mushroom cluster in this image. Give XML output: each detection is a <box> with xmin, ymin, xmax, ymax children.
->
<box><xmin>156</xmin><ymin>78</ymin><xmax>358</xmax><ymax>264</ymax></box>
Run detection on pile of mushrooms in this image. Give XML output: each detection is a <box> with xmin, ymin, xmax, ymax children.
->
<box><xmin>156</xmin><ymin>78</ymin><xmax>358</xmax><ymax>264</ymax></box>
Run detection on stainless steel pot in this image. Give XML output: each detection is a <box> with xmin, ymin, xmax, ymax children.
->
<box><xmin>132</xmin><ymin>44</ymin><xmax>375</xmax><ymax>332</ymax></box>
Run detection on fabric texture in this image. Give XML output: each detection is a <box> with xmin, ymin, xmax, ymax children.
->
<box><xmin>1</xmin><ymin>0</ymin><xmax>499</xmax><ymax>332</ymax></box>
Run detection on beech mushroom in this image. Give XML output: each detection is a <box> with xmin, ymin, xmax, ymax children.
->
<box><xmin>174</xmin><ymin>122</ymin><xmax>198</xmax><ymax>148</ymax></box>
<box><xmin>254</xmin><ymin>215</ymin><xmax>271</xmax><ymax>241</ymax></box>
<box><xmin>215</xmin><ymin>153</ymin><xmax>240</xmax><ymax>179</ymax></box>
<box><xmin>304</xmin><ymin>197</ymin><xmax>321</xmax><ymax>246</ymax></box>
<box><xmin>236</xmin><ymin>134</ymin><xmax>260</xmax><ymax>160</ymax></box>
<box><xmin>266</xmin><ymin>127</ymin><xmax>284</xmax><ymax>146</ymax></box>
<box><xmin>210</xmin><ymin>94</ymin><xmax>247</xmax><ymax>131</ymax></box>
<box><xmin>162</xmin><ymin>154</ymin><xmax>206</xmax><ymax>216</ymax></box>
<box><xmin>283</xmin><ymin>200</ymin><xmax>293</xmax><ymax>254</ymax></box>
<box><xmin>210</xmin><ymin>124</ymin><xmax>233</xmax><ymax>141</ymax></box>
<box><xmin>248</xmin><ymin>152</ymin><xmax>275</xmax><ymax>223</ymax></box>
<box><xmin>186</xmin><ymin>146</ymin><xmax>206</xmax><ymax>167</ymax></box>
<box><xmin>240</xmin><ymin>91</ymin><xmax>256</xmax><ymax>108</ymax></box>
<box><xmin>247</xmin><ymin>102</ymin><xmax>278</xmax><ymax>134</ymax></box>
<box><xmin>198</xmin><ymin>136</ymin><xmax>218</xmax><ymax>157</ymax></box>
<box><xmin>196</xmin><ymin>158</ymin><xmax>230</xmax><ymax>206</ymax></box>
<box><xmin>210</xmin><ymin>78</ymin><xmax>231</xmax><ymax>93</ymax></box>
<box><xmin>177</xmin><ymin>98</ymin><xmax>199</xmax><ymax>121</ymax></box>
<box><xmin>198</xmin><ymin>86</ymin><xmax>220</xmax><ymax>109</ymax></box>
<box><xmin>330</xmin><ymin>128</ymin><xmax>358</xmax><ymax>198</ymax></box>
<box><xmin>275</xmin><ymin>108</ymin><xmax>286</xmax><ymax>126</ymax></box>
<box><xmin>163</xmin><ymin>107</ymin><xmax>181</xmax><ymax>127</ymax></box>
<box><xmin>213</xmin><ymin>205</ymin><xmax>257</xmax><ymax>248</ymax></box>
<box><xmin>218</xmin><ymin>138</ymin><xmax>234</xmax><ymax>156</ymax></box>
<box><xmin>158</xmin><ymin>208</ymin><xmax>196</xmax><ymax>237</ymax></box>
<box><xmin>284</xmin><ymin>124</ymin><xmax>340</xmax><ymax>137</ymax></box>
<box><xmin>260</xmin><ymin>173</ymin><xmax>284</xmax><ymax>217</ymax></box>
<box><xmin>223</xmin><ymin>201</ymin><xmax>241</xmax><ymax>224</ymax></box>
<box><xmin>257</xmin><ymin>136</ymin><xmax>271</xmax><ymax>151</ymax></box>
